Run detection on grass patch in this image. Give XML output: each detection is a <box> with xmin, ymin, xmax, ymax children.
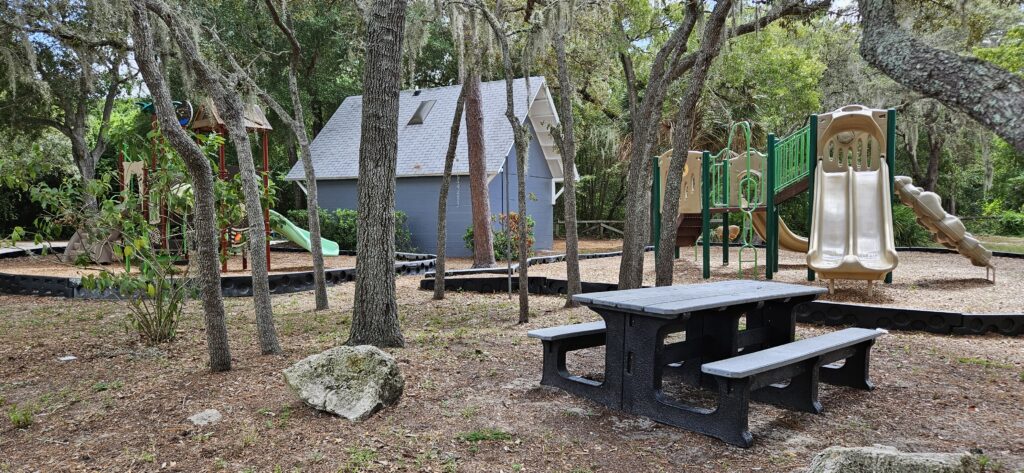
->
<box><xmin>92</xmin><ymin>380</ymin><xmax>123</xmax><ymax>392</ymax></box>
<box><xmin>343</xmin><ymin>447</ymin><xmax>376</xmax><ymax>472</ymax></box>
<box><xmin>8</xmin><ymin>404</ymin><xmax>34</xmax><ymax>429</ymax></box>
<box><xmin>458</xmin><ymin>428</ymin><xmax>512</xmax><ymax>443</ymax></box>
<box><xmin>957</xmin><ymin>357</ymin><xmax>1014</xmax><ymax>369</ymax></box>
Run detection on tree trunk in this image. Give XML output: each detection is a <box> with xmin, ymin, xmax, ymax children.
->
<box><xmin>259</xmin><ymin>0</ymin><xmax>329</xmax><ymax>310</ymax></box>
<box><xmin>479</xmin><ymin>3</ymin><xmax>530</xmax><ymax>323</ymax></box>
<box><xmin>465</xmin><ymin>15</ymin><xmax>496</xmax><ymax>268</ymax></box>
<box><xmin>219</xmin><ymin>103</ymin><xmax>281</xmax><ymax>355</ymax></box>
<box><xmin>553</xmin><ymin>30</ymin><xmax>581</xmax><ymax>307</ymax></box>
<box><xmin>129</xmin><ymin>0</ymin><xmax>231</xmax><ymax>372</ymax></box>
<box><xmin>982</xmin><ymin>136</ymin><xmax>993</xmax><ymax>200</ymax></box>
<box><xmin>143</xmin><ymin>0</ymin><xmax>280</xmax><ymax>355</ymax></box>
<box><xmin>349</xmin><ymin>0</ymin><xmax>407</xmax><ymax>348</ymax></box>
<box><xmin>924</xmin><ymin>131</ymin><xmax>942</xmax><ymax>192</ymax></box>
<box><xmin>858</xmin><ymin>0</ymin><xmax>1024</xmax><ymax>153</ymax></box>
<box><xmin>657</xmin><ymin>0</ymin><xmax>733</xmax><ymax>287</ymax></box>
<box><xmin>615</xmin><ymin>0</ymin><xmax>702</xmax><ymax>290</ymax></box>
<box><xmin>434</xmin><ymin>84</ymin><xmax>468</xmax><ymax>300</ymax></box>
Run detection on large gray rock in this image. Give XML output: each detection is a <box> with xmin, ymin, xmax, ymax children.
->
<box><xmin>808</xmin><ymin>446</ymin><xmax>983</xmax><ymax>473</ymax></box>
<box><xmin>283</xmin><ymin>345</ymin><xmax>404</xmax><ymax>421</ymax></box>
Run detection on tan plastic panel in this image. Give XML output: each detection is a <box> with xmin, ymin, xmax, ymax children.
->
<box><xmin>894</xmin><ymin>176</ymin><xmax>993</xmax><ymax>269</ymax></box>
<box><xmin>816</xmin><ymin>105</ymin><xmax>889</xmax><ymax>173</ymax></box>
<box><xmin>658</xmin><ymin>149</ymin><xmax>768</xmax><ymax>214</ymax></box>
<box><xmin>806</xmin><ymin>161</ymin><xmax>898</xmax><ymax>281</ymax></box>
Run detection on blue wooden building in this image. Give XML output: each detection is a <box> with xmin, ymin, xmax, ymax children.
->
<box><xmin>286</xmin><ymin>77</ymin><xmax>570</xmax><ymax>256</ymax></box>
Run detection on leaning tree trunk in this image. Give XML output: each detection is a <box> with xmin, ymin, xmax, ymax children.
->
<box><xmin>143</xmin><ymin>0</ymin><xmax>281</xmax><ymax>356</ymax></box>
<box><xmin>250</xmin><ymin>0</ymin><xmax>331</xmax><ymax>311</ymax></box>
<box><xmin>479</xmin><ymin>3</ymin><xmax>530</xmax><ymax>323</ymax></box>
<box><xmin>349</xmin><ymin>0</ymin><xmax>408</xmax><ymax>347</ymax></box>
<box><xmin>553</xmin><ymin>30</ymin><xmax>581</xmax><ymax>307</ymax></box>
<box><xmin>656</xmin><ymin>0</ymin><xmax>733</xmax><ymax>287</ymax></box>
<box><xmin>219</xmin><ymin>107</ymin><xmax>281</xmax><ymax>355</ymax></box>
<box><xmin>434</xmin><ymin>85</ymin><xmax>468</xmax><ymax>300</ymax></box>
<box><xmin>859</xmin><ymin>0</ymin><xmax>1024</xmax><ymax>153</ymax></box>
<box><xmin>129</xmin><ymin>0</ymin><xmax>231</xmax><ymax>372</ymax></box>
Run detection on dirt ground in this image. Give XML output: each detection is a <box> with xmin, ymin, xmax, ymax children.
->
<box><xmin>0</xmin><ymin>252</ymin><xmax>357</xmax><ymax>277</ymax></box>
<box><xmin>1</xmin><ymin>247</ymin><xmax>1023</xmax><ymax>471</ymax></box>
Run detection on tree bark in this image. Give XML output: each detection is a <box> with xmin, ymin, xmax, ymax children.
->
<box><xmin>478</xmin><ymin>2</ymin><xmax>530</xmax><ymax>323</ymax></box>
<box><xmin>143</xmin><ymin>0</ymin><xmax>280</xmax><ymax>355</ymax></box>
<box><xmin>464</xmin><ymin>13</ymin><xmax>496</xmax><ymax>268</ymax></box>
<box><xmin>262</xmin><ymin>0</ymin><xmax>329</xmax><ymax>311</ymax></box>
<box><xmin>435</xmin><ymin>84</ymin><xmax>468</xmax><ymax>300</ymax></box>
<box><xmin>858</xmin><ymin>0</ymin><xmax>1024</xmax><ymax>153</ymax></box>
<box><xmin>349</xmin><ymin>0</ymin><xmax>408</xmax><ymax>348</ymax></box>
<box><xmin>129</xmin><ymin>0</ymin><xmax>231</xmax><ymax>372</ymax></box>
<box><xmin>656</xmin><ymin>0</ymin><xmax>733</xmax><ymax>287</ymax></box>
<box><xmin>553</xmin><ymin>29</ymin><xmax>581</xmax><ymax>307</ymax></box>
<box><xmin>616</xmin><ymin>0</ymin><xmax>701</xmax><ymax>290</ymax></box>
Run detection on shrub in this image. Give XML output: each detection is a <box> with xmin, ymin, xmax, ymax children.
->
<box><xmin>980</xmin><ymin>199</ymin><xmax>1024</xmax><ymax>236</ymax></box>
<box><xmin>891</xmin><ymin>205</ymin><xmax>933</xmax><ymax>247</ymax></box>
<box><xmin>464</xmin><ymin>212</ymin><xmax>535</xmax><ymax>261</ymax></box>
<box><xmin>286</xmin><ymin>208</ymin><xmax>415</xmax><ymax>252</ymax></box>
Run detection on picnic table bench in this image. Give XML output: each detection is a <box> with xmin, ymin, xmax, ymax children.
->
<box><xmin>527</xmin><ymin>280</ymin><xmax>886</xmax><ymax>447</ymax></box>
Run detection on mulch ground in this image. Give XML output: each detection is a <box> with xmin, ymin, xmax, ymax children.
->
<box><xmin>1</xmin><ymin>250</ymin><xmax>1022</xmax><ymax>472</ymax></box>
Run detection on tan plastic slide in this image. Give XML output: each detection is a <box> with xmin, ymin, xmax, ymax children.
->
<box><xmin>807</xmin><ymin>162</ymin><xmax>899</xmax><ymax>291</ymax></box>
<box><xmin>894</xmin><ymin>176</ymin><xmax>995</xmax><ymax>280</ymax></box>
<box><xmin>751</xmin><ymin>212</ymin><xmax>808</xmax><ymax>253</ymax></box>
<box><xmin>806</xmin><ymin>106</ymin><xmax>898</xmax><ymax>293</ymax></box>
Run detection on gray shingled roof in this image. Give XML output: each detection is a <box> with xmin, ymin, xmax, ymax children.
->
<box><xmin>286</xmin><ymin>76</ymin><xmax>562</xmax><ymax>181</ymax></box>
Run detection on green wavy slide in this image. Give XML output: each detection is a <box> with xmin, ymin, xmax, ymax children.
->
<box><xmin>268</xmin><ymin>209</ymin><xmax>341</xmax><ymax>257</ymax></box>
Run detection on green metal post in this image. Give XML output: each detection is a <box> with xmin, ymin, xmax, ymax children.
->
<box><xmin>722</xmin><ymin>212</ymin><xmax>730</xmax><ymax>265</ymax></box>
<box><xmin>885</xmin><ymin>108</ymin><xmax>896</xmax><ymax>284</ymax></box>
<box><xmin>702</xmin><ymin>151</ymin><xmax>712</xmax><ymax>279</ymax></box>
<box><xmin>807</xmin><ymin>115</ymin><xmax>818</xmax><ymax>282</ymax></box>
<box><xmin>651</xmin><ymin>156</ymin><xmax>661</xmax><ymax>255</ymax></box>
<box><xmin>766</xmin><ymin>133</ymin><xmax>777</xmax><ymax>280</ymax></box>
<box><xmin>721</xmin><ymin>155</ymin><xmax>730</xmax><ymax>266</ymax></box>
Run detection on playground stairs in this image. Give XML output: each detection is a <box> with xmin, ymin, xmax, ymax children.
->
<box><xmin>676</xmin><ymin>213</ymin><xmax>704</xmax><ymax>247</ymax></box>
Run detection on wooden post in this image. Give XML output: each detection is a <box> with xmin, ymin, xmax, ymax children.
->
<box><xmin>219</xmin><ymin>125</ymin><xmax>228</xmax><ymax>273</ymax></box>
<box><xmin>262</xmin><ymin>129</ymin><xmax>271</xmax><ymax>271</ymax></box>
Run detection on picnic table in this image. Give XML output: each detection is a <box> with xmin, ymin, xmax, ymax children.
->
<box><xmin>528</xmin><ymin>280</ymin><xmax>885</xmax><ymax>447</ymax></box>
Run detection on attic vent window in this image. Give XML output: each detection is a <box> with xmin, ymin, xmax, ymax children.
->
<box><xmin>408</xmin><ymin>99</ymin><xmax>435</xmax><ymax>125</ymax></box>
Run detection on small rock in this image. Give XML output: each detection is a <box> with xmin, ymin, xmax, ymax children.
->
<box><xmin>188</xmin><ymin>409</ymin><xmax>222</xmax><ymax>426</ymax></box>
<box><xmin>282</xmin><ymin>345</ymin><xmax>404</xmax><ymax>421</ymax></box>
<box><xmin>807</xmin><ymin>445</ymin><xmax>983</xmax><ymax>473</ymax></box>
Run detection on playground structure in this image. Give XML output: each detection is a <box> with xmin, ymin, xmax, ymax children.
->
<box><xmin>62</xmin><ymin>99</ymin><xmax>339</xmax><ymax>269</ymax></box>
<box><xmin>654</xmin><ymin>105</ymin><xmax>995</xmax><ymax>293</ymax></box>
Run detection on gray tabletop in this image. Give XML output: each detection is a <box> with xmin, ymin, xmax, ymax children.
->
<box><xmin>572</xmin><ymin>280</ymin><xmax>827</xmax><ymax>317</ymax></box>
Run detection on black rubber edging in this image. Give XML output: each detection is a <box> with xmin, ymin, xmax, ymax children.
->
<box><xmin>419</xmin><ymin>277</ymin><xmax>1024</xmax><ymax>338</ymax></box>
<box><xmin>0</xmin><ymin>247</ymin><xmax>439</xmax><ymax>299</ymax></box>
<box><xmin>792</xmin><ymin>301</ymin><xmax>1024</xmax><ymax>337</ymax></box>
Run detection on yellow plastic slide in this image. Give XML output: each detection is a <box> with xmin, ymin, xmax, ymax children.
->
<box><xmin>894</xmin><ymin>176</ymin><xmax>995</xmax><ymax>280</ymax></box>
<box><xmin>807</xmin><ymin>163</ymin><xmax>898</xmax><ymax>286</ymax></box>
<box><xmin>751</xmin><ymin>212</ymin><xmax>808</xmax><ymax>253</ymax></box>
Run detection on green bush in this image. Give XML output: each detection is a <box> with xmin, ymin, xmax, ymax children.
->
<box><xmin>891</xmin><ymin>205</ymin><xmax>933</xmax><ymax>247</ymax></box>
<box><xmin>980</xmin><ymin>199</ymin><xmax>1024</xmax><ymax>236</ymax></box>
<box><xmin>464</xmin><ymin>212</ymin><xmax>535</xmax><ymax>261</ymax></box>
<box><xmin>286</xmin><ymin>208</ymin><xmax>414</xmax><ymax>252</ymax></box>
